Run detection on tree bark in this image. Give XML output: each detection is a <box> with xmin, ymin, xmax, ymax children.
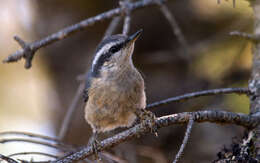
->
<box><xmin>249</xmin><ymin>0</ymin><xmax>260</xmax><ymax>156</ymax></box>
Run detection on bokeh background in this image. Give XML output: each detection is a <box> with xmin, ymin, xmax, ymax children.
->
<box><xmin>0</xmin><ymin>0</ymin><xmax>253</xmax><ymax>162</ymax></box>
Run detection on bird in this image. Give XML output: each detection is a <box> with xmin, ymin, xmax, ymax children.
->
<box><xmin>83</xmin><ymin>29</ymin><xmax>157</xmax><ymax>157</ymax></box>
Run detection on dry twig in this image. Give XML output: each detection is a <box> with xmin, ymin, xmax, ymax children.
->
<box><xmin>147</xmin><ymin>87</ymin><xmax>249</xmax><ymax>109</ymax></box>
<box><xmin>8</xmin><ymin>152</ymin><xmax>59</xmax><ymax>159</ymax></box>
<box><xmin>158</xmin><ymin>3</ymin><xmax>189</xmax><ymax>57</ymax></box>
<box><xmin>3</xmin><ymin>0</ymin><xmax>167</xmax><ymax>68</ymax></box>
<box><xmin>230</xmin><ymin>31</ymin><xmax>260</xmax><ymax>41</ymax></box>
<box><xmin>58</xmin><ymin>83</ymin><xmax>85</xmax><ymax>140</ymax></box>
<box><xmin>0</xmin><ymin>131</ymin><xmax>74</xmax><ymax>149</ymax></box>
<box><xmin>121</xmin><ymin>0</ymin><xmax>132</xmax><ymax>35</ymax></box>
<box><xmin>104</xmin><ymin>17</ymin><xmax>122</xmax><ymax>38</ymax></box>
<box><xmin>172</xmin><ymin>116</ymin><xmax>194</xmax><ymax>163</ymax></box>
<box><xmin>0</xmin><ymin>138</ymin><xmax>70</xmax><ymax>152</ymax></box>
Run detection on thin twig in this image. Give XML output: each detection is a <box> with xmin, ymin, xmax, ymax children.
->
<box><xmin>230</xmin><ymin>31</ymin><xmax>260</xmax><ymax>42</ymax></box>
<box><xmin>158</xmin><ymin>3</ymin><xmax>189</xmax><ymax>57</ymax></box>
<box><xmin>172</xmin><ymin>115</ymin><xmax>194</xmax><ymax>163</ymax></box>
<box><xmin>123</xmin><ymin>15</ymin><xmax>131</xmax><ymax>35</ymax></box>
<box><xmin>0</xmin><ymin>138</ymin><xmax>70</xmax><ymax>152</ymax></box>
<box><xmin>104</xmin><ymin>17</ymin><xmax>122</xmax><ymax>38</ymax></box>
<box><xmin>147</xmin><ymin>87</ymin><xmax>249</xmax><ymax>109</ymax></box>
<box><xmin>52</xmin><ymin>110</ymin><xmax>259</xmax><ymax>163</ymax></box>
<box><xmin>0</xmin><ymin>154</ymin><xmax>18</xmax><ymax>163</ymax></box>
<box><xmin>3</xmin><ymin>0</ymin><xmax>167</xmax><ymax>68</ymax></box>
<box><xmin>58</xmin><ymin>83</ymin><xmax>85</xmax><ymax>140</ymax></box>
<box><xmin>8</xmin><ymin>152</ymin><xmax>59</xmax><ymax>159</ymax></box>
<box><xmin>17</xmin><ymin>160</ymin><xmax>51</xmax><ymax>163</ymax></box>
<box><xmin>0</xmin><ymin>132</ymin><xmax>91</xmax><ymax>163</ymax></box>
<box><xmin>121</xmin><ymin>0</ymin><xmax>132</xmax><ymax>35</ymax></box>
<box><xmin>0</xmin><ymin>131</ymin><xmax>73</xmax><ymax>149</ymax></box>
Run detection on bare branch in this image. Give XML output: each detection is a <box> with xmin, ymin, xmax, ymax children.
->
<box><xmin>0</xmin><ymin>131</ymin><xmax>73</xmax><ymax>149</ymax></box>
<box><xmin>123</xmin><ymin>15</ymin><xmax>131</xmax><ymax>35</ymax></box>
<box><xmin>147</xmin><ymin>87</ymin><xmax>249</xmax><ymax>109</ymax></box>
<box><xmin>249</xmin><ymin>1</ymin><xmax>260</xmax><ymax>155</ymax></box>
<box><xmin>3</xmin><ymin>0</ymin><xmax>167</xmax><ymax>68</ymax></box>
<box><xmin>8</xmin><ymin>152</ymin><xmax>59</xmax><ymax>159</ymax></box>
<box><xmin>58</xmin><ymin>83</ymin><xmax>85</xmax><ymax>140</ymax></box>
<box><xmin>121</xmin><ymin>0</ymin><xmax>132</xmax><ymax>35</ymax></box>
<box><xmin>11</xmin><ymin>36</ymin><xmax>36</xmax><ymax>69</ymax></box>
<box><xmin>172</xmin><ymin>116</ymin><xmax>194</xmax><ymax>163</ymax></box>
<box><xmin>17</xmin><ymin>160</ymin><xmax>52</xmax><ymax>163</ymax></box>
<box><xmin>158</xmin><ymin>3</ymin><xmax>189</xmax><ymax>58</ymax></box>
<box><xmin>104</xmin><ymin>17</ymin><xmax>122</xmax><ymax>38</ymax></box>
<box><xmin>52</xmin><ymin>110</ymin><xmax>259</xmax><ymax>163</ymax></box>
<box><xmin>0</xmin><ymin>138</ymin><xmax>70</xmax><ymax>152</ymax></box>
<box><xmin>230</xmin><ymin>31</ymin><xmax>260</xmax><ymax>42</ymax></box>
<box><xmin>0</xmin><ymin>154</ymin><xmax>18</xmax><ymax>163</ymax></box>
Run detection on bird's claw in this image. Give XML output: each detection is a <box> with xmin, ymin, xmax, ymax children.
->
<box><xmin>88</xmin><ymin>136</ymin><xmax>102</xmax><ymax>160</ymax></box>
<box><xmin>137</xmin><ymin>109</ymin><xmax>158</xmax><ymax>137</ymax></box>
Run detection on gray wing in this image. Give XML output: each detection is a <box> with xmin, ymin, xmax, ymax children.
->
<box><xmin>83</xmin><ymin>71</ymin><xmax>92</xmax><ymax>102</ymax></box>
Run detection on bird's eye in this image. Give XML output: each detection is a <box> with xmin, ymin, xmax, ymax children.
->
<box><xmin>109</xmin><ymin>45</ymin><xmax>120</xmax><ymax>53</ymax></box>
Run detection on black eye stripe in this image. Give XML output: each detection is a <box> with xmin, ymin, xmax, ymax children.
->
<box><xmin>109</xmin><ymin>43</ymin><xmax>123</xmax><ymax>53</ymax></box>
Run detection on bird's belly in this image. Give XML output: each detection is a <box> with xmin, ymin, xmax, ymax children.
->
<box><xmin>85</xmin><ymin>85</ymin><xmax>145</xmax><ymax>133</ymax></box>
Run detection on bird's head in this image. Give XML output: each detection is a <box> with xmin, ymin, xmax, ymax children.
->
<box><xmin>91</xmin><ymin>29</ymin><xmax>142</xmax><ymax>77</ymax></box>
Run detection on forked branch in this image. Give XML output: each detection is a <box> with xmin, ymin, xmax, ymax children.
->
<box><xmin>3</xmin><ymin>0</ymin><xmax>167</xmax><ymax>68</ymax></box>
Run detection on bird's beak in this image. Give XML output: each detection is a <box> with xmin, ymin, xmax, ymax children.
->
<box><xmin>126</xmin><ymin>29</ymin><xmax>143</xmax><ymax>45</ymax></box>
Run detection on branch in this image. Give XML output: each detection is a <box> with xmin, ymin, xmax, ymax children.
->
<box><xmin>147</xmin><ymin>87</ymin><xmax>249</xmax><ymax>109</ymax></box>
<box><xmin>121</xmin><ymin>0</ymin><xmax>132</xmax><ymax>35</ymax></box>
<box><xmin>52</xmin><ymin>110</ymin><xmax>259</xmax><ymax>163</ymax></box>
<box><xmin>249</xmin><ymin>0</ymin><xmax>260</xmax><ymax>155</ymax></box>
<box><xmin>172</xmin><ymin>115</ymin><xmax>194</xmax><ymax>163</ymax></box>
<box><xmin>230</xmin><ymin>31</ymin><xmax>260</xmax><ymax>42</ymax></box>
<box><xmin>0</xmin><ymin>131</ymin><xmax>73</xmax><ymax>148</ymax></box>
<box><xmin>58</xmin><ymin>83</ymin><xmax>85</xmax><ymax>140</ymax></box>
<box><xmin>0</xmin><ymin>154</ymin><xmax>18</xmax><ymax>163</ymax></box>
<box><xmin>8</xmin><ymin>152</ymin><xmax>59</xmax><ymax>159</ymax></box>
<box><xmin>3</xmin><ymin>0</ymin><xmax>167</xmax><ymax>68</ymax></box>
<box><xmin>104</xmin><ymin>17</ymin><xmax>122</xmax><ymax>38</ymax></box>
<box><xmin>158</xmin><ymin>2</ymin><xmax>190</xmax><ymax>58</ymax></box>
<box><xmin>0</xmin><ymin>138</ymin><xmax>70</xmax><ymax>152</ymax></box>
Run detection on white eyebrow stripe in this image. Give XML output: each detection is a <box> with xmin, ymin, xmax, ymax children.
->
<box><xmin>92</xmin><ymin>42</ymin><xmax>119</xmax><ymax>72</ymax></box>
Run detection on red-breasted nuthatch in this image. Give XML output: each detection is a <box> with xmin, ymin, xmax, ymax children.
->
<box><xmin>84</xmin><ymin>29</ymin><xmax>156</xmax><ymax>155</ymax></box>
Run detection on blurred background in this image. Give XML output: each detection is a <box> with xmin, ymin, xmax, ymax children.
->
<box><xmin>0</xmin><ymin>0</ymin><xmax>253</xmax><ymax>162</ymax></box>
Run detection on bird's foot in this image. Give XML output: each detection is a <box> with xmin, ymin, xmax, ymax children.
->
<box><xmin>136</xmin><ymin>109</ymin><xmax>158</xmax><ymax>137</ymax></box>
<box><xmin>88</xmin><ymin>134</ymin><xmax>102</xmax><ymax>161</ymax></box>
